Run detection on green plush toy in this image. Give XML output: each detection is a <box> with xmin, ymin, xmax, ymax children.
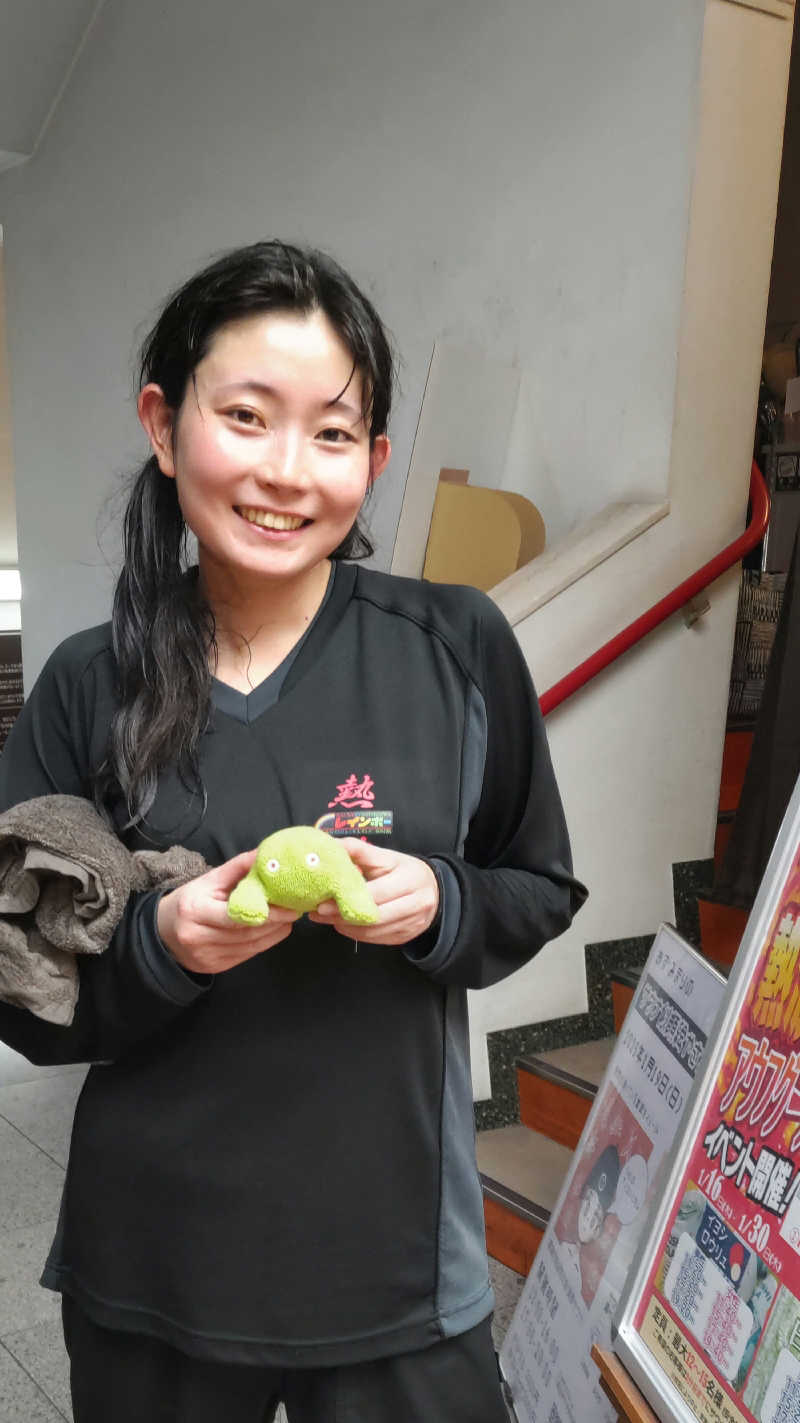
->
<box><xmin>227</xmin><ymin>825</ymin><xmax>380</xmax><ymax>926</ymax></box>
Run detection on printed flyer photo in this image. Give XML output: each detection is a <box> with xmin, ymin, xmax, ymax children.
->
<box><xmin>500</xmin><ymin>925</ymin><xmax>724</xmax><ymax>1423</ymax></box>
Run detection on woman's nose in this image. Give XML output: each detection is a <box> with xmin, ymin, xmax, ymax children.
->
<box><xmin>257</xmin><ymin>429</ymin><xmax>308</xmax><ymax>489</ymax></box>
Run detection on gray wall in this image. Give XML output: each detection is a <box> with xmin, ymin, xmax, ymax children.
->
<box><xmin>0</xmin><ymin>0</ymin><xmax>100</xmax><ymax>160</ymax></box>
<box><xmin>767</xmin><ymin>4</ymin><xmax>800</xmax><ymax>333</ymax></box>
<box><xmin>0</xmin><ymin>0</ymin><xmax>705</xmax><ymax>686</ymax></box>
<box><xmin>0</xmin><ymin>244</ymin><xmax>18</xmax><ymax>567</ymax></box>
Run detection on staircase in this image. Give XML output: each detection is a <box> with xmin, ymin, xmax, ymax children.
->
<box><xmin>478</xmin><ymin>1038</ymin><xmax>613</xmax><ymax>1274</ymax></box>
<box><xmin>476</xmin><ymin>726</ymin><xmax>753</xmax><ymax>1275</ymax></box>
<box><xmin>696</xmin><ymin>726</ymin><xmax>752</xmax><ymax>962</ymax></box>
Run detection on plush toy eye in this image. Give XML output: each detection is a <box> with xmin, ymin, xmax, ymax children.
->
<box><xmin>306</xmin><ymin>852</ymin><xmax>320</xmax><ymax>868</ymax></box>
<box><xmin>266</xmin><ymin>858</ymin><xmax>280</xmax><ymax>874</ymax></box>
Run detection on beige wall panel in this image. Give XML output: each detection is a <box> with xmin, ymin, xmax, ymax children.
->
<box><xmin>0</xmin><ymin>245</ymin><xmax>18</xmax><ymax>569</ymax></box>
<box><xmin>724</xmin><ymin>0</ymin><xmax>793</xmax><ymax>16</ymax></box>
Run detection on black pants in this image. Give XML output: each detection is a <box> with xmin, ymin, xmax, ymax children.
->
<box><xmin>62</xmin><ymin>1295</ymin><xmax>511</xmax><ymax>1423</ymax></box>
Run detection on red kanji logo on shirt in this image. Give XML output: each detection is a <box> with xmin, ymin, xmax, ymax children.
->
<box><xmin>328</xmin><ymin>774</ymin><xmax>375</xmax><ymax>810</ymax></box>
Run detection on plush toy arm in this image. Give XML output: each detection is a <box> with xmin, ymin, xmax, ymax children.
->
<box><xmin>227</xmin><ymin>867</ymin><xmax>271</xmax><ymax>925</ymax></box>
<box><xmin>334</xmin><ymin>882</ymin><xmax>380</xmax><ymax>926</ymax></box>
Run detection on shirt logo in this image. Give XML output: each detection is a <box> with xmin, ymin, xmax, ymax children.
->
<box><xmin>328</xmin><ymin>773</ymin><xmax>375</xmax><ymax>810</ymax></box>
<box><xmin>317</xmin><ymin>772</ymin><xmax>394</xmax><ymax>837</ymax></box>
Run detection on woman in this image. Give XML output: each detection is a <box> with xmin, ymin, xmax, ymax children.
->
<box><xmin>0</xmin><ymin>240</ymin><xmax>586</xmax><ymax>1421</ymax></box>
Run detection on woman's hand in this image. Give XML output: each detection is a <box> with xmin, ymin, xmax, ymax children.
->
<box><xmin>308</xmin><ymin>839</ymin><xmax>440</xmax><ymax>946</ymax></box>
<box><xmin>157</xmin><ymin>850</ymin><xmax>298</xmax><ymax>975</ymax></box>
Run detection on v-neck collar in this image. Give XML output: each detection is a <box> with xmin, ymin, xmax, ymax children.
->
<box><xmin>209</xmin><ymin>562</ymin><xmax>350</xmax><ymax>725</ymax></box>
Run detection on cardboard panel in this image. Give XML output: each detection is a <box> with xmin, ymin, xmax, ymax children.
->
<box><xmin>423</xmin><ymin>482</ymin><xmax>521</xmax><ymax>590</ymax></box>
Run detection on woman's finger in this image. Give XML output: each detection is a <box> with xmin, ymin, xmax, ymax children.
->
<box><xmin>207</xmin><ymin>849</ymin><xmax>259</xmax><ymax>892</ymax></box>
<box><xmin>338</xmin><ymin>837</ymin><xmax>397</xmax><ymax>878</ymax></box>
<box><xmin>309</xmin><ymin>894</ymin><xmax>433</xmax><ymax>943</ymax></box>
<box><xmin>188</xmin><ymin>889</ymin><xmax>300</xmax><ymax>933</ymax></box>
<box><xmin>312</xmin><ymin>871</ymin><xmax>416</xmax><ymax>918</ymax></box>
<box><xmin>214</xmin><ymin>921</ymin><xmax>294</xmax><ymax>962</ymax></box>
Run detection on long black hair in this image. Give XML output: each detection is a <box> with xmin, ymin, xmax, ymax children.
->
<box><xmin>94</xmin><ymin>240</ymin><xmax>395</xmax><ymax>829</ymax></box>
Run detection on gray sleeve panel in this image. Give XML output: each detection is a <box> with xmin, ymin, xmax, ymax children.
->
<box><xmin>403</xmin><ymin>680</ymin><xmax>487</xmax><ymax>979</ymax></box>
<box><xmin>403</xmin><ymin>680</ymin><xmax>487</xmax><ymax>977</ymax></box>
<box><xmin>458</xmin><ymin>680</ymin><xmax>488</xmax><ymax>855</ymax></box>
<box><xmin>436</xmin><ymin>984</ymin><xmax>495</xmax><ymax>1336</ymax></box>
<box><xmin>403</xmin><ymin>859</ymin><xmax>461</xmax><ymax>975</ymax></box>
<box><xmin>140</xmin><ymin>892</ymin><xmax>214</xmax><ymax>1003</ymax></box>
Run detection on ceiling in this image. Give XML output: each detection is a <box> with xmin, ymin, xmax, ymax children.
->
<box><xmin>0</xmin><ymin>0</ymin><xmax>102</xmax><ymax>169</ymax></box>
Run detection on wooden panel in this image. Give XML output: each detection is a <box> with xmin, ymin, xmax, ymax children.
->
<box><xmin>719</xmin><ymin>730</ymin><xmax>753</xmax><ymax>814</ymax></box>
<box><xmin>612</xmin><ymin>980</ymin><xmax>635</xmax><ymax>1034</ymax></box>
<box><xmin>714</xmin><ymin>816</ymin><xmax>734</xmax><ymax>873</ymax></box>
<box><xmin>518</xmin><ymin>1070</ymin><xmax>591</xmax><ymax>1150</ymax></box>
<box><xmin>591</xmin><ymin>1347</ymin><xmax>661</xmax><ymax>1423</ymax></box>
<box><xmin>483</xmin><ymin>1196</ymin><xmax>544</xmax><ymax>1275</ymax></box>
<box><xmin>698</xmin><ymin>897</ymin><xmax>749</xmax><ymax>967</ymax></box>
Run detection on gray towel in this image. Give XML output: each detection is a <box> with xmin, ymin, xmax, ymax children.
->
<box><xmin>0</xmin><ymin>795</ymin><xmax>207</xmax><ymax>1026</ymax></box>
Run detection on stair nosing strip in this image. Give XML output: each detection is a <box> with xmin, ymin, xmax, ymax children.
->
<box><xmin>610</xmin><ymin>967</ymin><xmax>642</xmax><ymax>989</ymax></box>
<box><xmin>516</xmin><ymin>1056</ymin><xmax>596</xmax><ymax>1100</ymax></box>
<box><xmin>479</xmin><ymin>1173</ymin><xmax>551</xmax><ymax>1231</ymax></box>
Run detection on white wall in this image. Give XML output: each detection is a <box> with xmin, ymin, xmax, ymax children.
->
<box><xmin>0</xmin><ymin>0</ymin><xmax>101</xmax><ymax>161</ymax></box>
<box><xmin>0</xmin><ymin>0</ymin><xmax>706</xmax><ymax>687</ymax></box>
<box><xmin>0</xmin><ymin>242</ymin><xmax>18</xmax><ymax>567</ymax></box>
<box><xmin>470</xmin><ymin>0</ymin><xmax>796</xmax><ymax>1096</ymax></box>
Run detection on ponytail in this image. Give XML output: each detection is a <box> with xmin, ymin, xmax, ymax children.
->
<box><xmin>94</xmin><ymin>458</ymin><xmax>214</xmax><ymax>829</ymax></box>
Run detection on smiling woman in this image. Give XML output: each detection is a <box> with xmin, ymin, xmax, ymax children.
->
<box><xmin>0</xmin><ymin>240</ymin><xmax>586</xmax><ymax>1423</ymax></box>
<box><xmin>138</xmin><ymin>307</ymin><xmax>390</xmax><ymax>692</ymax></box>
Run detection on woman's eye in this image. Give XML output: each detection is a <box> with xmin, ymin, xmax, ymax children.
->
<box><xmin>318</xmin><ymin>427</ymin><xmax>353</xmax><ymax>444</ymax></box>
<box><xmin>228</xmin><ymin>408</ymin><xmax>262</xmax><ymax>427</ymax></box>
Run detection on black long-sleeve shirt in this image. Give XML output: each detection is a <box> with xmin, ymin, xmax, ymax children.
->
<box><xmin>0</xmin><ymin>563</ymin><xmax>586</xmax><ymax>1365</ymax></box>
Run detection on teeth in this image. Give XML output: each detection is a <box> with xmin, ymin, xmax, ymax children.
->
<box><xmin>240</xmin><ymin>508</ymin><xmax>305</xmax><ymax>531</ymax></box>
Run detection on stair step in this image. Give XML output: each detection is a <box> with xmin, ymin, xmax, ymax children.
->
<box><xmin>610</xmin><ymin>965</ymin><xmax>642</xmax><ymax>1033</ymax></box>
<box><xmin>517</xmin><ymin>1037</ymin><xmax>615</xmax><ymax>1149</ymax></box>
<box><xmin>477</xmin><ymin>1124</ymin><xmax>572</xmax><ymax>1274</ymax></box>
<box><xmin>714</xmin><ymin>814</ymin><xmax>734</xmax><ymax>875</ymax></box>
<box><xmin>719</xmin><ymin>730</ymin><xmax>753</xmax><ymax>815</ymax></box>
<box><xmin>697</xmin><ymin>898</ymin><xmax>748</xmax><ymax>968</ymax></box>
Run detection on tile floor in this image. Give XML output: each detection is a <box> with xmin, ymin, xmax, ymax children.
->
<box><xmin>0</xmin><ymin>1041</ymin><xmax>525</xmax><ymax>1421</ymax></box>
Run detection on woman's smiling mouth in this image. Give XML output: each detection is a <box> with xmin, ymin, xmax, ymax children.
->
<box><xmin>235</xmin><ymin>506</ymin><xmax>310</xmax><ymax>531</ymax></box>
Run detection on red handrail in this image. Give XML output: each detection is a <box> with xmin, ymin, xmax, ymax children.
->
<box><xmin>539</xmin><ymin>461</ymin><xmax>770</xmax><ymax>716</ymax></box>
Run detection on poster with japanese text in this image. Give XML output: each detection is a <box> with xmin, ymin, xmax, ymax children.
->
<box><xmin>500</xmin><ymin>924</ymin><xmax>725</xmax><ymax>1423</ymax></box>
<box><xmin>616</xmin><ymin>776</ymin><xmax>800</xmax><ymax>1423</ymax></box>
<box><xmin>0</xmin><ymin>634</ymin><xmax>23</xmax><ymax>751</ymax></box>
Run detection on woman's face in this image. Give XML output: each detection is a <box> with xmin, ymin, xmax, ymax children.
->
<box><xmin>140</xmin><ymin>308</ymin><xmax>390</xmax><ymax>592</ymax></box>
<box><xmin>577</xmin><ymin>1187</ymin><xmax>605</xmax><ymax>1244</ymax></box>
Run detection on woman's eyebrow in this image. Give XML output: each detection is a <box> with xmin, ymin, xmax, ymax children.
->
<box><xmin>214</xmin><ymin>380</ymin><xmax>361</xmax><ymax>418</ymax></box>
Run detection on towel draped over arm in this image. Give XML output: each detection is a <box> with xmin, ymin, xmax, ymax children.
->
<box><xmin>0</xmin><ymin>634</ymin><xmax>212</xmax><ymax>1064</ymax></box>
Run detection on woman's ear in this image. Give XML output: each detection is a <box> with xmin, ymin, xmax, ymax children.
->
<box><xmin>138</xmin><ymin>384</ymin><xmax>177</xmax><ymax>478</ymax></box>
<box><xmin>369</xmin><ymin>435</ymin><xmax>391</xmax><ymax>484</ymax></box>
